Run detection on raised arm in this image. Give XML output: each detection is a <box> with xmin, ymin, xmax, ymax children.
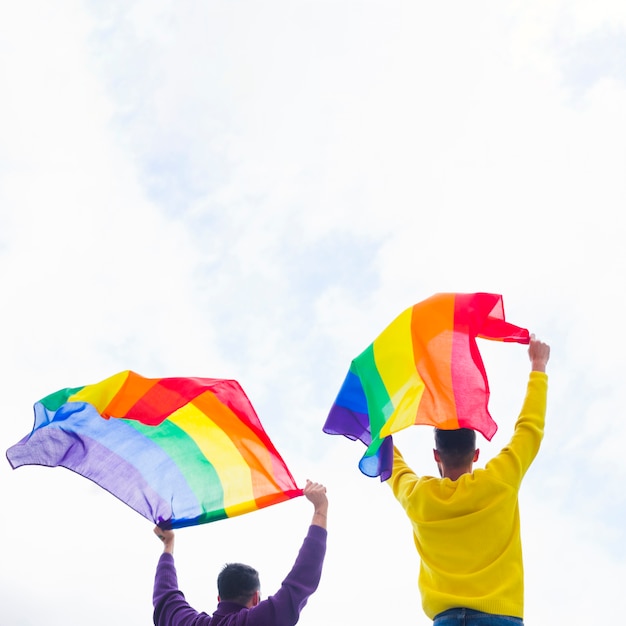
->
<box><xmin>486</xmin><ymin>334</ymin><xmax>550</xmax><ymax>485</ymax></box>
<box><xmin>244</xmin><ymin>480</ymin><xmax>328</xmax><ymax>626</ymax></box>
<box><xmin>304</xmin><ymin>479</ymin><xmax>328</xmax><ymax>529</ymax></box>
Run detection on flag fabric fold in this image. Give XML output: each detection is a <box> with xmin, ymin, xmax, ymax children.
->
<box><xmin>6</xmin><ymin>371</ymin><xmax>302</xmax><ymax>529</ymax></box>
<box><xmin>323</xmin><ymin>293</ymin><xmax>529</xmax><ymax>480</ymax></box>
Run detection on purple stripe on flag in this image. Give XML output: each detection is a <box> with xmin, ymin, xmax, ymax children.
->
<box><xmin>6</xmin><ymin>401</ymin><xmax>202</xmax><ymax>524</ymax></box>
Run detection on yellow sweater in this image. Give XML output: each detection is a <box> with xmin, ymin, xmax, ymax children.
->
<box><xmin>388</xmin><ymin>371</ymin><xmax>548</xmax><ymax>620</ymax></box>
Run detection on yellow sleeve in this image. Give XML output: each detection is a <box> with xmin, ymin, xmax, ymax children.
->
<box><xmin>486</xmin><ymin>371</ymin><xmax>548</xmax><ymax>487</ymax></box>
<box><xmin>387</xmin><ymin>446</ymin><xmax>420</xmax><ymax>508</ymax></box>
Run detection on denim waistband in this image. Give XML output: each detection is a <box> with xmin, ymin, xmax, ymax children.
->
<box><xmin>433</xmin><ymin>607</ymin><xmax>523</xmax><ymax>624</ymax></box>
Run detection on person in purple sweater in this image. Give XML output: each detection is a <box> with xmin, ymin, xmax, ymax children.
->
<box><xmin>153</xmin><ymin>480</ymin><xmax>328</xmax><ymax>626</ymax></box>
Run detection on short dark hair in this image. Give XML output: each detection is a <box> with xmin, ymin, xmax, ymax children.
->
<box><xmin>434</xmin><ymin>428</ymin><xmax>476</xmax><ymax>468</ymax></box>
<box><xmin>217</xmin><ymin>563</ymin><xmax>260</xmax><ymax>604</ymax></box>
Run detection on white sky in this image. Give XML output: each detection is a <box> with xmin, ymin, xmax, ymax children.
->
<box><xmin>1</xmin><ymin>1</ymin><xmax>625</xmax><ymax>624</ymax></box>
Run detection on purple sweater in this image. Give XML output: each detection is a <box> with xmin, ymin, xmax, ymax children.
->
<box><xmin>153</xmin><ymin>525</ymin><xmax>327</xmax><ymax>626</ymax></box>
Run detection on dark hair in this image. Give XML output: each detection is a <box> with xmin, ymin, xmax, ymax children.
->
<box><xmin>434</xmin><ymin>428</ymin><xmax>476</xmax><ymax>468</ymax></box>
<box><xmin>217</xmin><ymin>563</ymin><xmax>260</xmax><ymax>604</ymax></box>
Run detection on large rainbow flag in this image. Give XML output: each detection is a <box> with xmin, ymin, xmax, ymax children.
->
<box><xmin>6</xmin><ymin>372</ymin><xmax>301</xmax><ymax>529</ymax></box>
<box><xmin>323</xmin><ymin>293</ymin><xmax>530</xmax><ymax>480</ymax></box>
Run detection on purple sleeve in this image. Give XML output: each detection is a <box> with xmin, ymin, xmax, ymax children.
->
<box><xmin>244</xmin><ymin>524</ymin><xmax>327</xmax><ymax>626</ymax></box>
<box><xmin>153</xmin><ymin>553</ymin><xmax>211</xmax><ymax>626</ymax></box>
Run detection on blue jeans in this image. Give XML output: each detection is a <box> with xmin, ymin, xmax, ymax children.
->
<box><xmin>433</xmin><ymin>608</ymin><xmax>523</xmax><ymax>626</ymax></box>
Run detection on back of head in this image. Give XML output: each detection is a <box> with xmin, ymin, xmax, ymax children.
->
<box><xmin>434</xmin><ymin>428</ymin><xmax>477</xmax><ymax>468</ymax></box>
<box><xmin>218</xmin><ymin>563</ymin><xmax>260</xmax><ymax>605</ymax></box>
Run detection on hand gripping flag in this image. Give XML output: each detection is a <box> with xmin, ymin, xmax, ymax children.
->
<box><xmin>6</xmin><ymin>372</ymin><xmax>301</xmax><ymax>529</ymax></box>
<box><xmin>323</xmin><ymin>293</ymin><xmax>530</xmax><ymax>480</ymax></box>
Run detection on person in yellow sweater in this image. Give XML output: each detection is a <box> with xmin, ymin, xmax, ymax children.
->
<box><xmin>388</xmin><ymin>334</ymin><xmax>550</xmax><ymax>626</ymax></box>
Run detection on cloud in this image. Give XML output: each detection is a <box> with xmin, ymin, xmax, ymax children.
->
<box><xmin>1</xmin><ymin>0</ymin><xmax>625</xmax><ymax>624</ymax></box>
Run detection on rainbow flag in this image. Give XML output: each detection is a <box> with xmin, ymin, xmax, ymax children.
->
<box><xmin>6</xmin><ymin>372</ymin><xmax>301</xmax><ymax>529</ymax></box>
<box><xmin>323</xmin><ymin>293</ymin><xmax>530</xmax><ymax>480</ymax></box>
